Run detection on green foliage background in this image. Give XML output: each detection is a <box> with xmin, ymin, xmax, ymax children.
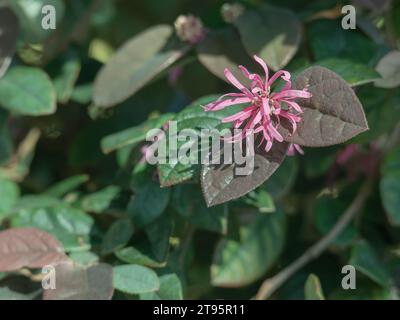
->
<box><xmin>1</xmin><ymin>0</ymin><xmax>400</xmax><ymax>300</ymax></box>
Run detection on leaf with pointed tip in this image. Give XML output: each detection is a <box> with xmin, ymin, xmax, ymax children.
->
<box><xmin>81</xmin><ymin>186</ymin><xmax>121</xmax><ymax>214</ymax></box>
<box><xmin>115</xmin><ymin>246</ymin><xmax>166</xmax><ymax>268</ymax></box>
<box><xmin>349</xmin><ymin>240</ymin><xmax>392</xmax><ymax>287</ymax></box>
<box><xmin>101</xmin><ymin>113</ymin><xmax>174</xmax><ymax>154</ymax></box>
<box><xmin>0</xmin><ymin>6</ymin><xmax>19</xmax><ymax>78</ymax></box>
<box><xmin>374</xmin><ymin>50</ymin><xmax>400</xmax><ymax>89</ymax></box>
<box><xmin>201</xmin><ymin>142</ymin><xmax>288</xmax><ymax>207</ymax></box>
<box><xmin>304</xmin><ymin>274</ymin><xmax>325</xmax><ymax>300</ymax></box>
<box><xmin>196</xmin><ymin>27</ymin><xmax>257</xmax><ymax>84</ymax></box>
<box><xmin>93</xmin><ymin>25</ymin><xmax>187</xmax><ymax>108</ymax></box>
<box><xmin>0</xmin><ymin>227</ymin><xmax>68</xmax><ymax>272</ymax></box>
<box><xmin>44</xmin><ymin>174</ymin><xmax>89</xmax><ymax>198</ymax></box>
<box><xmin>233</xmin><ymin>6</ymin><xmax>301</xmax><ymax>71</ymax></box>
<box><xmin>280</xmin><ymin>66</ymin><xmax>369</xmax><ymax>147</ymax></box>
<box><xmin>43</xmin><ymin>262</ymin><xmax>114</xmax><ymax>300</ymax></box>
<box><xmin>101</xmin><ymin>219</ymin><xmax>134</xmax><ymax>255</ymax></box>
<box><xmin>140</xmin><ymin>273</ymin><xmax>183</xmax><ymax>300</ymax></box>
<box><xmin>113</xmin><ymin>264</ymin><xmax>159</xmax><ymax>295</ymax></box>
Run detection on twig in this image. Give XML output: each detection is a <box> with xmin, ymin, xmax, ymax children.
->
<box><xmin>255</xmin><ymin>177</ymin><xmax>374</xmax><ymax>300</ymax></box>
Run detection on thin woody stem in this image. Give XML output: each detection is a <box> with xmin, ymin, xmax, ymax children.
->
<box><xmin>255</xmin><ymin>177</ymin><xmax>374</xmax><ymax>300</ymax></box>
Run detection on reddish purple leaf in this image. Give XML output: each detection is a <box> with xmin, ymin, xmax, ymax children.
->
<box><xmin>201</xmin><ymin>141</ymin><xmax>288</xmax><ymax>207</ymax></box>
<box><xmin>280</xmin><ymin>66</ymin><xmax>369</xmax><ymax>147</ymax></box>
<box><xmin>0</xmin><ymin>228</ymin><xmax>68</xmax><ymax>272</ymax></box>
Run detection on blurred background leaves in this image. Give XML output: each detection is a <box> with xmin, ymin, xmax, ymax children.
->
<box><xmin>0</xmin><ymin>0</ymin><xmax>400</xmax><ymax>300</ymax></box>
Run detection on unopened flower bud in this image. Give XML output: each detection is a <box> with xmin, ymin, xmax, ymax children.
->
<box><xmin>221</xmin><ymin>3</ymin><xmax>245</xmax><ymax>23</ymax></box>
<box><xmin>174</xmin><ymin>14</ymin><xmax>205</xmax><ymax>44</ymax></box>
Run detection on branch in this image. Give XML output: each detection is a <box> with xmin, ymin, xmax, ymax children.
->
<box><xmin>255</xmin><ymin>177</ymin><xmax>374</xmax><ymax>300</ymax></box>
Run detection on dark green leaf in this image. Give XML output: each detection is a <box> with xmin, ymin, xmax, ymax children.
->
<box><xmin>101</xmin><ymin>219</ymin><xmax>134</xmax><ymax>255</ymax></box>
<box><xmin>101</xmin><ymin>113</ymin><xmax>174</xmax><ymax>154</ymax></box>
<box><xmin>81</xmin><ymin>186</ymin><xmax>121</xmax><ymax>214</ymax></box>
<box><xmin>308</xmin><ymin>19</ymin><xmax>377</xmax><ymax>64</ymax></box>
<box><xmin>245</xmin><ymin>190</ymin><xmax>275</xmax><ymax>213</ymax></box>
<box><xmin>140</xmin><ymin>273</ymin><xmax>183</xmax><ymax>300</ymax></box>
<box><xmin>0</xmin><ymin>67</ymin><xmax>56</xmax><ymax>116</ymax></box>
<box><xmin>314</xmin><ymin>195</ymin><xmax>357</xmax><ymax>247</ymax></box>
<box><xmin>115</xmin><ymin>246</ymin><xmax>166</xmax><ymax>268</ymax></box>
<box><xmin>128</xmin><ymin>178</ymin><xmax>170</xmax><ymax>227</ymax></box>
<box><xmin>316</xmin><ymin>58</ymin><xmax>380</xmax><ymax>87</ymax></box>
<box><xmin>94</xmin><ymin>25</ymin><xmax>187</xmax><ymax>108</ymax></box>
<box><xmin>234</xmin><ymin>5</ymin><xmax>301</xmax><ymax>70</ymax></box>
<box><xmin>113</xmin><ymin>264</ymin><xmax>159</xmax><ymax>294</ymax></box>
<box><xmin>172</xmin><ymin>184</ymin><xmax>228</xmax><ymax>234</ymax></box>
<box><xmin>349</xmin><ymin>240</ymin><xmax>392</xmax><ymax>287</ymax></box>
<box><xmin>0</xmin><ymin>176</ymin><xmax>19</xmax><ymax>221</ymax></box>
<box><xmin>196</xmin><ymin>27</ymin><xmax>256</xmax><ymax>84</ymax></box>
<box><xmin>380</xmin><ymin>146</ymin><xmax>400</xmax><ymax>226</ymax></box>
<box><xmin>69</xmin><ymin>251</ymin><xmax>99</xmax><ymax>266</ymax></box>
<box><xmin>144</xmin><ymin>215</ymin><xmax>172</xmax><ymax>263</ymax></box>
<box><xmin>211</xmin><ymin>209</ymin><xmax>286</xmax><ymax>287</ymax></box>
<box><xmin>45</xmin><ymin>174</ymin><xmax>89</xmax><ymax>198</ymax></box>
<box><xmin>49</xmin><ymin>51</ymin><xmax>81</xmax><ymax>103</ymax></box>
<box><xmin>0</xmin><ymin>109</ymin><xmax>13</xmax><ymax>164</ymax></box>
<box><xmin>262</xmin><ymin>157</ymin><xmax>298</xmax><ymax>199</ymax></box>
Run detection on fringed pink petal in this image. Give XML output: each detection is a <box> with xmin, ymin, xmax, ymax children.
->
<box><xmin>272</xmin><ymin>89</ymin><xmax>312</xmax><ymax>100</ymax></box>
<box><xmin>224</xmin><ymin>68</ymin><xmax>253</xmax><ymax>98</ymax></box>
<box><xmin>221</xmin><ymin>105</ymin><xmax>256</xmax><ymax>123</ymax></box>
<box><xmin>261</xmin><ymin>97</ymin><xmax>270</xmax><ymax>116</ymax></box>
<box><xmin>203</xmin><ymin>96</ymin><xmax>251</xmax><ymax>111</ymax></box>
<box><xmin>294</xmin><ymin>144</ymin><xmax>304</xmax><ymax>155</ymax></box>
<box><xmin>282</xmin><ymin>99</ymin><xmax>303</xmax><ymax>113</ymax></box>
<box><xmin>253</xmin><ymin>55</ymin><xmax>269</xmax><ymax>86</ymax></box>
<box><xmin>268</xmin><ymin>122</ymin><xmax>284</xmax><ymax>142</ymax></box>
<box><xmin>238</xmin><ymin>65</ymin><xmax>263</xmax><ymax>88</ymax></box>
<box><xmin>267</xmin><ymin>70</ymin><xmax>291</xmax><ymax>88</ymax></box>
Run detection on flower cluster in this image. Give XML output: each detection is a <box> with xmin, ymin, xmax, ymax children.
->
<box><xmin>203</xmin><ymin>55</ymin><xmax>312</xmax><ymax>154</ymax></box>
<box><xmin>174</xmin><ymin>15</ymin><xmax>205</xmax><ymax>44</ymax></box>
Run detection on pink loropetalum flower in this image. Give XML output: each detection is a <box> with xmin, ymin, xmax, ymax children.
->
<box><xmin>203</xmin><ymin>55</ymin><xmax>312</xmax><ymax>152</ymax></box>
